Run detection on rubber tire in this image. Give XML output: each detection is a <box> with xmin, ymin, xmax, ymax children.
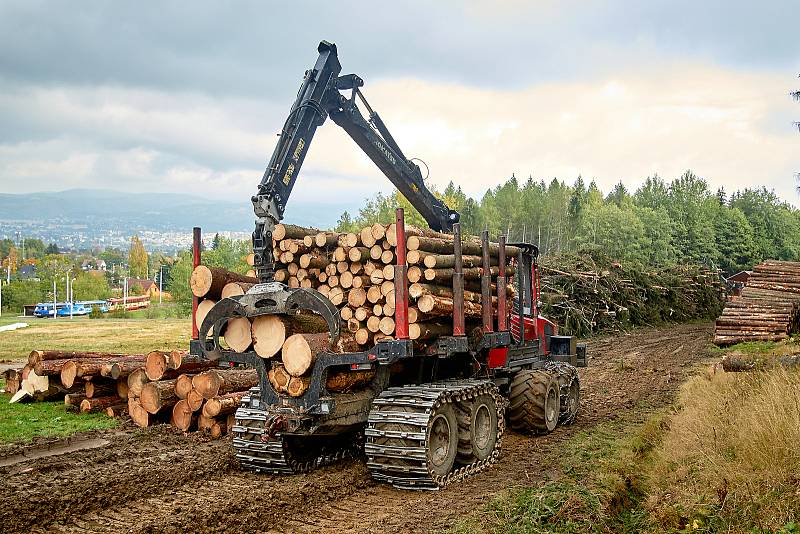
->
<box><xmin>545</xmin><ymin>362</ymin><xmax>581</xmax><ymax>425</ymax></box>
<box><xmin>456</xmin><ymin>394</ymin><xmax>498</xmax><ymax>464</ymax></box>
<box><xmin>508</xmin><ymin>370</ymin><xmax>560</xmax><ymax>434</ymax></box>
<box><xmin>426</xmin><ymin>403</ymin><xmax>459</xmax><ymax>478</ymax></box>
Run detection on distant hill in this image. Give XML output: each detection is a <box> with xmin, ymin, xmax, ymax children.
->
<box><xmin>0</xmin><ymin>189</ymin><xmax>353</xmax><ymax>231</ymax></box>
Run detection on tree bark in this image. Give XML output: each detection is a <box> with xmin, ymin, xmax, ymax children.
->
<box><xmin>85</xmin><ymin>380</ymin><xmax>117</xmax><ymax>399</ymax></box>
<box><xmin>140</xmin><ymin>378</ymin><xmax>179</xmax><ymax>414</ymax></box>
<box><xmin>192</xmin><ymin>368</ymin><xmax>259</xmax><ymax>399</ymax></box>
<box><xmin>171</xmin><ymin>399</ymin><xmax>197</xmax><ymax>431</ymax></box>
<box><xmin>326</xmin><ymin>370</ymin><xmax>376</xmax><ymax>392</ymax></box>
<box><xmin>80</xmin><ymin>396</ymin><xmax>121</xmax><ymax>414</ymax></box>
<box><xmin>175</xmin><ymin>374</ymin><xmax>194</xmax><ymax>399</ymax></box>
<box><xmin>127</xmin><ymin>368</ymin><xmax>150</xmax><ymax>398</ymax></box>
<box><xmin>202</xmin><ymin>391</ymin><xmax>246</xmax><ymax>418</ymax></box>
<box><xmin>191</xmin><ymin>265</ymin><xmax>259</xmax><ymax>299</ymax></box>
<box><xmin>273</xmin><ymin>223</ymin><xmax>319</xmax><ymax>241</ymax></box>
<box><xmin>281</xmin><ymin>333</ymin><xmax>329</xmax><ymax>377</ymax></box>
<box><xmin>286</xmin><ymin>375</ymin><xmax>311</xmax><ymax>397</ymax></box>
<box><xmin>221</xmin><ymin>281</ymin><xmax>255</xmax><ymax>299</ymax></box>
<box><xmin>268</xmin><ymin>365</ymin><xmax>290</xmax><ymax>394</ymax></box>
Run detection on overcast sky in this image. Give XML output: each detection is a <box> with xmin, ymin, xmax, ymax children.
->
<box><xmin>1</xmin><ymin>0</ymin><xmax>798</xmax><ymax>223</ymax></box>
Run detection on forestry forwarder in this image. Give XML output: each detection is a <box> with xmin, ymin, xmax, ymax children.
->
<box><xmin>194</xmin><ymin>41</ymin><xmax>587</xmax><ymax>490</ymax></box>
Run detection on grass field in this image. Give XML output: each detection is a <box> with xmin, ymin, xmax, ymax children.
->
<box><xmin>0</xmin><ymin>312</ymin><xmax>191</xmax><ymax>443</ymax></box>
<box><xmin>0</xmin><ymin>312</ymin><xmax>192</xmax><ymax>362</ymax></box>
<box><xmin>0</xmin><ymin>391</ymin><xmax>119</xmax><ymax>443</ymax></box>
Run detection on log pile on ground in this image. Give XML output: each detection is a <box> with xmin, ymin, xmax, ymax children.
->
<box><xmin>714</xmin><ymin>260</ymin><xmax>800</xmax><ymax>346</ymax></box>
<box><xmin>539</xmin><ymin>253</ymin><xmax>725</xmax><ymax>338</ymax></box>
<box><xmin>3</xmin><ymin>349</ymin><xmax>243</xmax><ymax>439</ymax></box>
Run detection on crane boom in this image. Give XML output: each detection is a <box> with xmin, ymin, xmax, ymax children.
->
<box><xmin>251</xmin><ymin>41</ymin><xmax>458</xmax><ymax>282</ymax></box>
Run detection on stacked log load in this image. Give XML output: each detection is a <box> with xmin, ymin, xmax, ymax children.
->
<box><xmin>3</xmin><ymin>349</ymin><xmax>243</xmax><ymax>438</ymax></box>
<box><xmin>190</xmin><ymin>222</ymin><xmax>518</xmax><ymax>398</ymax></box>
<box><xmin>714</xmin><ymin>260</ymin><xmax>800</xmax><ymax>345</ymax></box>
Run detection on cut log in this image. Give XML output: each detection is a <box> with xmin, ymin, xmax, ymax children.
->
<box><xmin>191</xmin><ymin>265</ymin><xmax>258</xmax><ymax>299</ymax></box>
<box><xmin>224</xmin><ymin>317</ymin><xmax>253</xmax><ymax>353</ymax></box>
<box><xmin>202</xmin><ymin>391</ymin><xmax>247</xmax><ymax>418</ymax></box>
<box><xmin>105</xmin><ymin>404</ymin><xmax>127</xmax><ymax>418</ymax></box>
<box><xmin>359</xmin><ymin>227</ymin><xmax>376</xmax><ymax>248</ymax></box>
<box><xmin>186</xmin><ymin>389</ymin><xmax>205</xmax><ymax>412</ymax></box>
<box><xmin>286</xmin><ymin>376</ymin><xmax>311</xmax><ymax>397</ymax></box>
<box><xmin>85</xmin><ymin>380</ymin><xmax>117</xmax><ymax>399</ymax></box>
<box><xmin>355</xmin><ymin>328</ymin><xmax>371</xmax><ymax>345</ymax></box>
<box><xmin>367</xmin><ymin>316</ymin><xmax>381</xmax><ymax>333</ymax></box>
<box><xmin>65</xmin><ymin>393</ymin><xmax>87</xmax><ymax>408</ymax></box>
<box><xmin>379</xmin><ymin>317</ymin><xmax>395</xmax><ymax>335</ymax></box>
<box><xmin>196</xmin><ymin>299</ymin><xmax>216</xmax><ymax>332</ymax></box>
<box><xmin>108</xmin><ymin>358</ymin><xmax>148</xmax><ymax>380</ymax></box>
<box><xmin>127</xmin><ymin>368</ymin><xmax>150</xmax><ymax>398</ymax></box>
<box><xmin>171</xmin><ymin>399</ymin><xmax>197</xmax><ymax>431</ymax></box>
<box><xmin>28</xmin><ymin>350</ymin><xmax>129</xmax><ymax>367</ymax></box>
<box><xmin>409</xmin><ymin>322</ymin><xmax>453</xmax><ymax>341</ymax></box>
<box><xmin>268</xmin><ymin>365</ymin><xmax>290</xmax><ymax>394</ymax></box>
<box><xmin>117</xmin><ymin>379</ymin><xmax>129</xmax><ymax>400</ymax></box>
<box><xmin>3</xmin><ymin>369</ymin><xmax>21</xmax><ymax>395</ymax></box>
<box><xmin>371</xmin><ymin>223</ymin><xmax>387</xmax><ymax>241</ymax></box>
<box><xmin>175</xmin><ymin>374</ymin><xmax>194</xmax><ymax>399</ymax></box>
<box><xmin>382</xmin><ymin>264</ymin><xmax>394</xmax><ymax>281</ymax></box>
<box><xmin>221</xmin><ymin>281</ymin><xmax>255</xmax><ymax>298</ymax></box>
<box><xmin>140</xmin><ymin>379</ymin><xmax>179</xmax><ymax>414</ymax></box>
<box><xmin>326</xmin><ymin>370</ymin><xmax>376</xmax><ymax>392</ymax></box>
<box><xmin>273</xmin><ymin>223</ymin><xmax>319</xmax><ymax>241</ymax></box>
<box><xmin>80</xmin><ymin>396</ymin><xmax>121</xmax><ymax>414</ymax></box>
<box><xmin>347</xmin><ymin>287</ymin><xmax>367</xmax><ymax>308</ymax></box>
<box><xmin>282</xmin><ymin>333</ymin><xmax>329</xmax><ymax>377</ymax></box>
<box><xmin>192</xmin><ymin>368</ymin><xmax>259</xmax><ymax>399</ymax></box>
<box><xmin>128</xmin><ymin>398</ymin><xmax>150</xmax><ymax>428</ymax></box>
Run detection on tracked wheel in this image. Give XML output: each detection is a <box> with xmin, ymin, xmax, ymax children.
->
<box><xmin>426</xmin><ymin>404</ymin><xmax>459</xmax><ymax>478</ymax></box>
<box><xmin>456</xmin><ymin>394</ymin><xmax>498</xmax><ymax>464</ymax></box>
<box><xmin>545</xmin><ymin>361</ymin><xmax>581</xmax><ymax>425</ymax></box>
<box><xmin>508</xmin><ymin>370</ymin><xmax>560</xmax><ymax>434</ymax></box>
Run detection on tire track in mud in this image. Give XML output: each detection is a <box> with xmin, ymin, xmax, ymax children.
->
<box><xmin>4</xmin><ymin>323</ymin><xmax>714</xmax><ymax>534</ymax></box>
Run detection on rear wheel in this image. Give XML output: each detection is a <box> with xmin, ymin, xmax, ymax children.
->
<box><xmin>545</xmin><ymin>361</ymin><xmax>581</xmax><ymax>425</ymax></box>
<box><xmin>456</xmin><ymin>394</ymin><xmax>499</xmax><ymax>463</ymax></box>
<box><xmin>426</xmin><ymin>404</ymin><xmax>459</xmax><ymax>478</ymax></box>
<box><xmin>508</xmin><ymin>370</ymin><xmax>560</xmax><ymax>434</ymax></box>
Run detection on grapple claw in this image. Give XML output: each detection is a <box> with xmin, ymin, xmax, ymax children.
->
<box><xmin>197</xmin><ymin>282</ymin><xmax>340</xmax><ymax>360</ymax></box>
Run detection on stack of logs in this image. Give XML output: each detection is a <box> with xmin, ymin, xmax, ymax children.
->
<box><xmin>714</xmin><ymin>260</ymin><xmax>800</xmax><ymax>345</ymax></box>
<box><xmin>190</xmin><ymin>222</ymin><xmax>516</xmax><ymax>397</ymax></box>
<box><xmin>2</xmin><ymin>349</ymin><xmax>251</xmax><ymax>438</ymax></box>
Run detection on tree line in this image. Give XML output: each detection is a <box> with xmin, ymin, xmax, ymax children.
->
<box><xmin>335</xmin><ymin>170</ymin><xmax>800</xmax><ymax>275</ymax></box>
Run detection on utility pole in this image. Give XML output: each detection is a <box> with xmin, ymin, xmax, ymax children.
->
<box><xmin>53</xmin><ymin>280</ymin><xmax>57</xmax><ymax>319</ymax></box>
<box><xmin>159</xmin><ymin>265</ymin><xmax>163</xmax><ymax>305</ymax></box>
<box><xmin>0</xmin><ymin>278</ymin><xmax>3</xmax><ymax>318</ymax></box>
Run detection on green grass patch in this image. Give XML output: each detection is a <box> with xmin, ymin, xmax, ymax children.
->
<box><xmin>0</xmin><ymin>393</ymin><xmax>118</xmax><ymax>443</ymax></box>
<box><xmin>452</xmin><ymin>416</ymin><xmax>668</xmax><ymax>534</ymax></box>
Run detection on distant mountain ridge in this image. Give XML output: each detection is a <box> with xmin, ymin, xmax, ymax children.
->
<box><xmin>0</xmin><ymin>189</ymin><xmax>350</xmax><ymax>231</ymax></box>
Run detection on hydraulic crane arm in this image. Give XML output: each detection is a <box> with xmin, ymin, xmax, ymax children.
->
<box><xmin>251</xmin><ymin>41</ymin><xmax>459</xmax><ymax>281</ymax></box>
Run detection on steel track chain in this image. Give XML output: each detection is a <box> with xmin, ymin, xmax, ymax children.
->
<box><xmin>364</xmin><ymin>379</ymin><xmax>506</xmax><ymax>490</ymax></box>
<box><xmin>231</xmin><ymin>389</ymin><xmax>362</xmax><ymax>475</ymax></box>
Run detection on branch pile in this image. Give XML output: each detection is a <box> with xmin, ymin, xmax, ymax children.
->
<box><xmin>539</xmin><ymin>253</ymin><xmax>725</xmax><ymax>338</ymax></box>
<box><xmin>714</xmin><ymin>260</ymin><xmax>800</xmax><ymax>346</ymax></box>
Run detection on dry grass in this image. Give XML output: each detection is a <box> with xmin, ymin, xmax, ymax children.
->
<box><xmin>647</xmin><ymin>368</ymin><xmax>800</xmax><ymax>531</ymax></box>
<box><xmin>0</xmin><ymin>317</ymin><xmax>192</xmax><ymax>362</ymax></box>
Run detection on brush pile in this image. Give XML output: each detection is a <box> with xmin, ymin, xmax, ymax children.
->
<box><xmin>191</xmin><ymin>222</ymin><xmax>517</xmax><ymax>397</ymax></box>
<box><xmin>539</xmin><ymin>253</ymin><xmax>725</xmax><ymax>338</ymax></box>
<box><xmin>714</xmin><ymin>260</ymin><xmax>800</xmax><ymax>345</ymax></box>
<box><xmin>3</xmin><ymin>349</ymin><xmax>250</xmax><ymax>438</ymax></box>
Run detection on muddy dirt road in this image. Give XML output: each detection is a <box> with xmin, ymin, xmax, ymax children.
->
<box><xmin>0</xmin><ymin>323</ymin><xmax>714</xmax><ymax>534</ymax></box>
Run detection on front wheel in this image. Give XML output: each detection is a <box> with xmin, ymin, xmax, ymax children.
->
<box><xmin>508</xmin><ymin>370</ymin><xmax>560</xmax><ymax>434</ymax></box>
